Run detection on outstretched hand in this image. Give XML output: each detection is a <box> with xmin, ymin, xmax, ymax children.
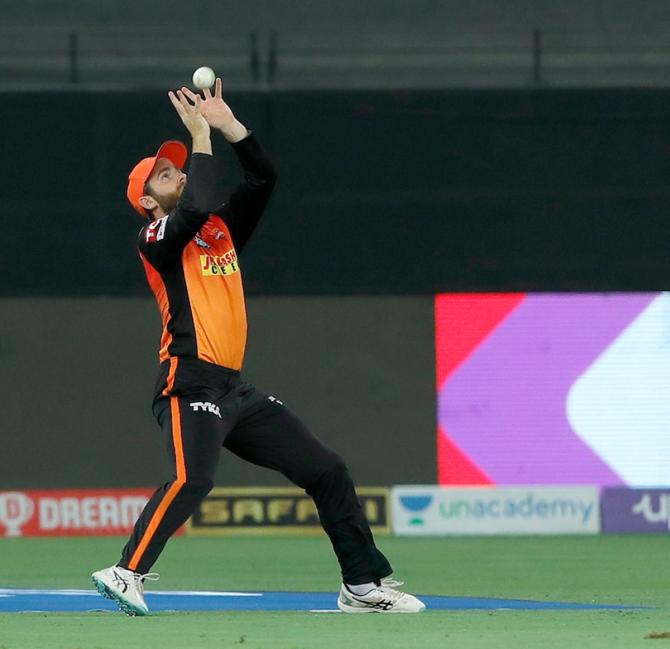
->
<box><xmin>168</xmin><ymin>90</ymin><xmax>211</xmax><ymax>141</ymax></box>
<box><xmin>181</xmin><ymin>78</ymin><xmax>235</xmax><ymax>131</ymax></box>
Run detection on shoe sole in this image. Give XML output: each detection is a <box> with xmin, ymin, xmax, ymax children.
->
<box><xmin>337</xmin><ymin>599</ymin><xmax>426</xmax><ymax>614</ymax></box>
<box><xmin>91</xmin><ymin>575</ymin><xmax>148</xmax><ymax>617</ymax></box>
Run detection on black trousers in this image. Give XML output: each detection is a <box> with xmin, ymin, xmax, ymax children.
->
<box><xmin>119</xmin><ymin>360</ymin><xmax>392</xmax><ymax>585</ymax></box>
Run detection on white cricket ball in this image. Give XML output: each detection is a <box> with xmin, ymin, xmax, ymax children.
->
<box><xmin>192</xmin><ymin>66</ymin><xmax>215</xmax><ymax>89</ymax></box>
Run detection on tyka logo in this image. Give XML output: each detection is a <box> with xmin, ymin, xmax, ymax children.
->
<box><xmin>268</xmin><ymin>395</ymin><xmax>284</xmax><ymax>405</ymax></box>
<box><xmin>399</xmin><ymin>495</ymin><xmax>433</xmax><ymax>526</ymax></box>
<box><xmin>0</xmin><ymin>492</ymin><xmax>34</xmax><ymax>536</ymax></box>
<box><xmin>632</xmin><ymin>493</ymin><xmax>670</xmax><ymax>529</ymax></box>
<box><xmin>190</xmin><ymin>402</ymin><xmax>222</xmax><ymax>418</ymax></box>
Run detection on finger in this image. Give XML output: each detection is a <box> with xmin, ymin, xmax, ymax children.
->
<box><xmin>176</xmin><ymin>90</ymin><xmax>194</xmax><ymax>111</ymax></box>
<box><xmin>168</xmin><ymin>91</ymin><xmax>187</xmax><ymax>117</ymax></box>
<box><xmin>181</xmin><ymin>86</ymin><xmax>200</xmax><ymax>103</ymax></box>
<box><xmin>195</xmin><ymin>95</ymin><xmax>203</xmax><ymax>113</ymax></box>
<box><xmin>204</xmin><ymin>86</ymin><xmax>213</xmax><ymax>100</ymax></box>
<box><xmin>215</xmin><ymin>77</ymin><xmax>222</xmax><ymax>98</ymax></box>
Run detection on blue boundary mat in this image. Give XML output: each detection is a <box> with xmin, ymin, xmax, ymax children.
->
<box><xmin>0</xmin><ymin>588</ymin><xmax>645</xmax><ymax>613</ymax></box>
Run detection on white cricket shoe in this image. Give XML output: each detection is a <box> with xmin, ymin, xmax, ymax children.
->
<box><xmin>337</xmin><ymin>578</ymin><xmax>426</xmax><ymax>613</ymax></box>
<box><xmin>91</xmin><ymin>565</ymin><xmax>159</xmax><ymax>616</ymax></box>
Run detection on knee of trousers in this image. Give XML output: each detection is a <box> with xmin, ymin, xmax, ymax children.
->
<box><xmin>179</xmin><ymin>476</ymin><xmax>214</xmax><ymax>500</ymax></box>
<box><xmin>304</xmin><ymin>453</ymin><xmax>353</xmax><ymax>495</ymax></box>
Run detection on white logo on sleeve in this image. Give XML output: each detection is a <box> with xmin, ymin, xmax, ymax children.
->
<box><xmin>145</xmin><ymin>216</ymin><xmax>168</xmax><ymax>243</ymax></box>
<box><xmin>189</xmin><ymin>402</ymin><xmax>221</xmax><ymax>418</ymax></box>
<box><xmin>268</xmin><ymin>395</ymin><xmax>284</xmax><ymax>405</ymax></box>
<box><xmin>157</xmin><ymin>215</ymin><xmax>167</xmax><ymax>240</ymax></box>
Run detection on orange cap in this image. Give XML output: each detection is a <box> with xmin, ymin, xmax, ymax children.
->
<box><xmin>126</xmin><ymin>140</ymin><xmax>189</xmax><ymax>217</ymax></box>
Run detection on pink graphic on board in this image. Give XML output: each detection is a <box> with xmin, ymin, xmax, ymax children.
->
<box><xmin>435</xmin><ymin>293</ymin><xmax>657</xmax><ymax>485</ymax></box>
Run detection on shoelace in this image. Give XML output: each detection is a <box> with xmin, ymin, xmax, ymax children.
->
<box><xmin>375</xmin><ymin>578</ymin><xmax>408</xmax><ymax>603</ymax></box>
<box><xmin>132</xmin><ymin>572</ymin><xmax>160</xmax><ymax>595</ymax></box>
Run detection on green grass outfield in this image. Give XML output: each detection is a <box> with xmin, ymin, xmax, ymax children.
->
<box><xmin>0</xmin><ymin>535</ymin><xmax>668</xmax><ymax>649</ymax></box>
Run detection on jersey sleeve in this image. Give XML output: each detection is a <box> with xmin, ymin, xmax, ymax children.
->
<box><xmin>213</xmin><ymin>132</ymin><xmax>277</xmax><ymax>254</ymax></box>
<box><xmin>138</xmin><ymin>153</ymin><xmax>219</xmax><ymax>269</ymax></box>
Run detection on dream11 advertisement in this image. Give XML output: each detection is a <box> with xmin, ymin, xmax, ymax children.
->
<box><xmin>435</xmin><ymin>293</ymin><xmax>670</xmax><ymax>486</ymax></box>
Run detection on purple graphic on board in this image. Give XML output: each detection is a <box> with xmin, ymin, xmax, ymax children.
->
<box><xmin>601</xmin><ymin>488</ymin><xmax>670</xmax><ymax>533</ymax></box>
<box><xmin>438</xmin><ymin>294</ymin><xmax>656</xmax><ymax>484</ymax></box>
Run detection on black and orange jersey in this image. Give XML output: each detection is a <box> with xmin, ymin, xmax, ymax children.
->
<box><xmin>137</xmin><ymin>133</ymin><xmax>276</xmax><ymax>379</ymax></box>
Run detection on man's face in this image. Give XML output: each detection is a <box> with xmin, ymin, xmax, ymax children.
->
<box><xmin>144</xmin><ymin>158</ymin><xmax>186</xmax><ymax>216</ymax></box>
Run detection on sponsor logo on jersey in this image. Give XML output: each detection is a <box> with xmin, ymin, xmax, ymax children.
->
<box><xmin>194</xmin><ymin>235</ymin><xmax>210</xmax><ymax>249</ymax></box>
<box><xmin>200</xmin><ymin>251</ymin><xmax>239</xmax><ymax>277</ymax></box>
<box><xmin>190</xmin><ymin>401</ymin><xmax>222</xmax><ymax>418</ymax></box>
<box><xmin>145</xmin><ymin>216</ymin><xmax>168</xmax><ymax>243</ymax></box>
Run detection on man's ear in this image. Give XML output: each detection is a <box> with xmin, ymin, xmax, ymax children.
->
<box><xmin>139</xmin><ymin>195</ymin><xmax>158</xmax><ymax>211</ymax></box>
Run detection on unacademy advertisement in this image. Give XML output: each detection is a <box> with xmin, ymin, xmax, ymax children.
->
<box><xmin>392</xmin><ymin>486</ymin><xmax>600</xmax><ymax>535</ymax></box>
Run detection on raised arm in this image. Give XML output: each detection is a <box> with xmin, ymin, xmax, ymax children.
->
<box><xmin>181</xmin><ymin>79</ymin><xmax>277</xmax><ymax>254</ymax></box>
<box><xmin>139</xmin><ymin>91</ymin><xmax>218</xmax><ymax>268</ymax></box>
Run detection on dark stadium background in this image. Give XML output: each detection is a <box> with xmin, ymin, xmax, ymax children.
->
<box><xmin>2</xmin><ymin>0</ymin><xmax>669</xmax><ymax>489</ymax></box>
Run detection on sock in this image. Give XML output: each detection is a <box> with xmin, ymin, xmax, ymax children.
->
<box><xmin>345</xmin><ymin>581</ymin><xmax>377</xmax><ymax>596</ymax></box>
